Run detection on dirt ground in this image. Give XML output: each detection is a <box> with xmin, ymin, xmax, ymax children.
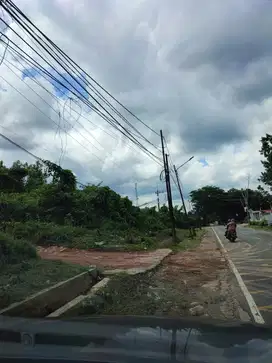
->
<box><xmin>79</xmin><ymin>229</ymin><xmax>251</xmax><ymax>322</ymax></box>
<box><xmin>37</xmin><ymin>246</ymin><xmax>170</xmax><ymax>269</ymax></box>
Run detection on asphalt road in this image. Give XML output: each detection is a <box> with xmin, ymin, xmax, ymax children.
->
<box><xmin>213</xmin><ymin>225</ymin><xmax>272</xmax><ymax>324</ymax></box>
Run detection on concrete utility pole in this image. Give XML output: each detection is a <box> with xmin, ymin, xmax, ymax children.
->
<box><xmin>173</xmin><ymin>165</ymin><xmax>188</xmax><ymax>217</ymax></box>
<box><xmin>160</xmin><ymin>129</ymin><xmax>177</xmax><ymax>242</ymax></box>
<box><xmin>155</xmin><ymin>185</ymin><xmax>164</xmax><ymax>211</ymax></box>
<box><xmin>135</xmin><ymin>182</ymin><xmax>139</xmax><ymax>207</ymax></box>
<box><xmin>246</xmin><ymin>173</ymin><xmax>251</xmax><ymax>221</ymax></box>
<box><xmin>174</xmin><ymin>164</ymin><xmax>195</xmax><ymax>237</ymax></box>
<box><xmin>242</xmin><ymin>174</ymin><xmax>251</xmax><ymax>221</ymax></box>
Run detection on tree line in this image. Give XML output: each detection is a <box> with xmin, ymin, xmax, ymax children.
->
<box><xmin>189</xmin><ymin>133</ymin><xmax>272</xmax><ymax>225</ymax></box>
<box><xmin>1</xmin><ymin>132</ymin><xmax>272</xmax><ymax>242</ymax></box>
<box><xmin>0</xmin><ymin>159</ymin><xmax>196</xmax><ymax>251</ymax></box>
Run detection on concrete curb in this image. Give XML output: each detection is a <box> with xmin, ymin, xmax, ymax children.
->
<box><xmin>0</xmin><ymin>268</ymin><xmax>98</xmax><ymax>318</ymax></box>
<box><xmin>211</xmin><ymin>227</ymin><xmax>265</xmax><ymax>325</ymax></box>
<box><xmin>46</xmin><ymin>249</ymin><xmax>172</xmax><ymax>318</ymax></box>
<box><xmin>47</xmin><ymin>278</ymin><xmax>111</xmax><ymax>318</ymax></box>
<box><xmin>103</xmin><ymin>248</ymin><xmax>172</xmax><ymax>276</ymax></box>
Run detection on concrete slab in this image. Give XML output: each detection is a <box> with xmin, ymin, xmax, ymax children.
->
<box><xmin>104</xmin><ymin>248</ymin><xmax>172</xmax><ymax>276</ymax></box>
<box><xmin>47</xmin><ymin>278</ymin><xmax>111</xmax><ymax>318</ymax></box>
<box><xmin>0</xmin><ymin>268</ymin><xmax>98</xmax><ymax>318</ymax></box>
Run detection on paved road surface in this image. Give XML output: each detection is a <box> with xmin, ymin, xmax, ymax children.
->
<box><xmin>213</xmin><ymin>225</ymin><xmax>272</xmax><ymax>324</ymax></box>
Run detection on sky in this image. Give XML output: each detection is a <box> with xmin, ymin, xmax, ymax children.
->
<box><xmin>1</xmin><ymin>0</ymin><xmax>272</xmax><ymax>209</ymax></box>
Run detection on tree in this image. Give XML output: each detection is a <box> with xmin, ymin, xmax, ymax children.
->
<box><xmin>190</xmin><ymin>184</ymin><xmax>272</xmax><ymax>225</ymax></box>
<box><xmin>190</xmin><ymin>186</ymin><xmax>226</xmax><ymax>224</ymax></box>
<box><xmin>0</xmin><ymin>160</ymin><xmax>28</xmax><ymax>193</ymax></box>
<box><xmin>0</xmin><ymin>159</ymin><xmax>171</xmax><ymax>235</ymax></box>
<box><xmin>259</xmin><ymin>133</ymin><xmax>272</xmax><ymax>188</ymax></box>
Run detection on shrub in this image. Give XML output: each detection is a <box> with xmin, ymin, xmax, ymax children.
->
<box><xmin>259</xmin><ymin>219</ymin><xmax>268</xmax><ymax>226</ymax></box>
<box><xmin>249</xmin><ymin>219</ymin><xmax>269</xmax><ymax>227</ymax></box>
<box><xmin>1</xmin><ymin>221</ymin><xmax>91</xmax><ymax>247</ymax></box>
<box><xmin>0</xmin><ymin>231</ymin><xmax>37</xmax><ymax>266</ymax></box>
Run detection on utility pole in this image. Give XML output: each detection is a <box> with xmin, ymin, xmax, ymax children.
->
<box><xmin>173</xmin><ymin>165</ymin><xmax>188</xmax><ymax>217</ymax></box>
<box><xmin>174</xmin><ymin>164</ymin><xmax>194</xmax><ymax>237</ymax></box>
<box><xmin>155</xmin><ymin>185</ymin><xmax>164</xmax><ymax>211</ymax></box>
<box><xmin>160</xmin><ymin>130</ymin><xmax>177</xmax><ymax>242</ymax></box>
<box><xmin>242</xmin><ymin>174</ymin><xmax>251</xmax><ymax>221</ymax></box>
<box><xmin>135</xmin><ymin>182</ymin><xmax>139</xmax><ymax>207</ymax></box>
<box><xmin>246</xmin><ymin>174</ymin><xmax>251</xmax><ymax>221</ymax></box>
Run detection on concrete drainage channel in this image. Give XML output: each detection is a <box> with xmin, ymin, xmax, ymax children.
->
<box><xmin>0</xmin><ymin>268</ymin><xmax>109</xmax><ymax>319</ymax></box>
<box><xmin>0</xmin><ymin>249</ymin><xmax>172</xmax><ymax>319</ymax></box>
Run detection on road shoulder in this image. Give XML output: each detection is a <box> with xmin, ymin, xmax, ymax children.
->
<box><xmin>77</xmin><ymin>229</ymin><xmax>250</xmax><ymax>322</ymax></box>
<box><xmin>211</xmin><ymin>227</ymin><xmax>264</xmax><ymax>324</ymax></box>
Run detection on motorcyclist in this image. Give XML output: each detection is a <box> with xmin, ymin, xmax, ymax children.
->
<box><xmin>225</xmin><ymin>219</ymin><xmax>231</xmax><ymax>236</ymax></box>
<box><xmin>225</xmin><ymin>218</ymin><xmax>237</xmax><ymax>238</ymax></box>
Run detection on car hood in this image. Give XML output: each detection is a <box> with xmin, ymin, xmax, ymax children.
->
<box><xmin>0</xmin><ymin>315</ymin><xmax>272</xmax><ymax>362</ymax></box>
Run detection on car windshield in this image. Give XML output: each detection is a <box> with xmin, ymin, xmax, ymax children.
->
<box><xmin>1</xmin><ymin>1</ymin><xmax>272</xmax><ymax>356</ymax></box>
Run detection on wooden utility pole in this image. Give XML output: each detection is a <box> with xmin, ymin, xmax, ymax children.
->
<box><xmin>160</xmin><ymin>130</ymin><xmax>177</xmax><ymax>242</ymax></box>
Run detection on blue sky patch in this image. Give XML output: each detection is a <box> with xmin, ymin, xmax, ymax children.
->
<box><xmin>0</xmin><ymin>85</ymin><xmax>7</xmax><ymax>92</ymax></box>
<box><xmin>198</xmin><ymin>158</ymin><xmax>209</xmax><ymax>167</ymax></box>
<box><xmin>21</xmin><ymin>66</ymin><xmax>89</xmax><ymax>100</ymax></box>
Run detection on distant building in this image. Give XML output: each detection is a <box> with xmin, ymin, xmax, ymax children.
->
<box><xmin>249</xmin><ymin>209</ymin><xmax>272</xmax><ymax>225</ymax></box>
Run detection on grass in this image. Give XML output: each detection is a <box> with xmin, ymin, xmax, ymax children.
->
<box><xmin>79</xmin><ymin>272</ymin><xmax>158</xmax><ymax>316</ymax></box>
<box><xmin>77</xmin><ymin>228</ymin><xmax>207</xmax><ymax>317</ymax></box>
<box><xmin>0</xmin><ymin>259</ymin><xmax>87</xmax><ymax>310</ymax></box>
<box><xmin>1</xmin><ymin>221</ymin><xmax>160</xmax><ymax>251</ymax></box>
<box><xmin>248</xmin><ymin>223</ymin><xmax>272</xmax><ymax>232</ymax></box>
<box><xmin>2</xmin><ymin>221</ymin><xmax>202</xmax><ymax>252</ymax></box>
<box><xmin>172</xmin><ymin>228</ymin><xmax>205</xmax><ymax>252</ymax></box>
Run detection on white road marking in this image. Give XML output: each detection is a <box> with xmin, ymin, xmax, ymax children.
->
<box><xmin>211</xmin><ymin>227</ymin><xmax>265</xmax><ymax>325</ymax></box>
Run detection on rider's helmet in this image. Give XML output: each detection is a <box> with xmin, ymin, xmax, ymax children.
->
<box><xmin>231</xmin><ymin>218</ymin><xmax>235</xmax><ymax>222</ymax></box>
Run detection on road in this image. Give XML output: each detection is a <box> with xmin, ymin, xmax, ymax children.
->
<box><xmin>213</xmin><ymin>225</ymin><xmax>272</xmax><ymax>324</ymax></box>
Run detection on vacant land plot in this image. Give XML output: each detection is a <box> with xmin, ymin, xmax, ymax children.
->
<box><xmin>78</xmin><ymin>230</ymin><xmax>250</xmax><ymax>322</ymax></box>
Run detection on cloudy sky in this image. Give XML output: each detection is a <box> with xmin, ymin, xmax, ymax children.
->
<box><xmin>0</xmin><ymin>0</ymin><xmax>272</xmax><ymax>209</ymax></box>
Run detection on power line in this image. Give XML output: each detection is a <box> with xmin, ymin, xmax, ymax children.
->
<box><xmin>0</xmin><ymin>131</ymin><xmax>87</xmax><ymax>188</ymax></box>
<box><xmin>0</xmin><ymin>74</ymin><xmax>106</xmax><ymax>164</ymax></box>
<box><xmin>0</xmin><ymin>10</ymin><xmax>162</xmax><ymax>164</ymax></box>
<box><xmin>2</xmin><ymin>60</ymin><xmax>117</xmax><ymax>158</ymax></box>
<box><xmin>1</xmin><ymin>32</ymin><xmax>162</xmax><ymax>165</ymax></box>
<box><xmin>4</xmin><ymin>50</ymin><xmax>155</xmax><ymax>158</ymax></box>
<box><xmin>3</xmin><ymin>0</ymin><xmax>160</xmax><ymax>138</ymax></box>
<box><xmin>138</xmin><ymin>198</ymin><xmax>158</xmax><ymax>208</ymax></box>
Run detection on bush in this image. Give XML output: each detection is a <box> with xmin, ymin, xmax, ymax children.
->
<box><xmin>260</xmin><ymin>219</ymin><xmax>268</xmax><ymax>226</ymax></box>
<box><xmin>1</xmin><ymin>221</ymin><xmax>91</xmax><ymax>247</ymax></box>
<box><xmin>249</xmin><ymin>221</ymin><xmax>258</xmax><ymax>225</ymax></box>
<box><xmin>249</xmin><ymin>219</ymin><xmax>269</xmax><ymax>227</ymax></box>
<box><xmin>0</xmin><ymin>231</ymin><xmax>37</xmax><ymax>266</ymax></box>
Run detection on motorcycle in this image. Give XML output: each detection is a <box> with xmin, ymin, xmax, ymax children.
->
<box><xmin>225</xmin><ymin>230</ymin><xmax>237</xmax><ymax>242</ymax></box>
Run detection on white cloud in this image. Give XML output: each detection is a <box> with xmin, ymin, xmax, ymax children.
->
<box><xmin>1</xmin><ymin>0</ymin><xmax>272</xmax><ymax>205</ymax></box>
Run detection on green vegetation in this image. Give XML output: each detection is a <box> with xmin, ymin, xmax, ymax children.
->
<box><xmin>248</xmin><ymin>220</ymin><xmax>272</xmax><ymax>231</ymax></box>
<box><xmin>0</xmin><ymin>228</ymin><xmax>87</xmax><ymax>310</ymax></box>
<box><xmin>172</xmin><ymin>229</ymin><xmax>205</xmax><ymax>251</ymax></box>
<box><xmin>0</xmin><ymin>159</ymin><xmax>198</xmax><ymax>252</ymax></box>
<box><xmin>77</xmin><ymin>230</ymin><xmax>207</xmax><ymax>318</ymax></box>
<box><xmin>0</xmin><ymin>259</ymin><xmax>87</xmax><ymax>310</ymax></box>
<box><xmin>0</xmin><ymin>159</ymin><xmax>201</xmax><ymax>309</ymax></box>
<box><xmin>189</xmin><ymin>185</ymin><xmax>272</xmax><ymax>225</ymax></box>
<box><xmin>188</xmin><ymin>133</ymin><xmax>272</xmax><ymax>227</ymax></box>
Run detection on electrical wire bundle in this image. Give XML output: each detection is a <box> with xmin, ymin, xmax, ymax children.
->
<box><xmin>0</xmin><ymin>0</ymin><xmax>163</xmax><ymax>168</ymax></box>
